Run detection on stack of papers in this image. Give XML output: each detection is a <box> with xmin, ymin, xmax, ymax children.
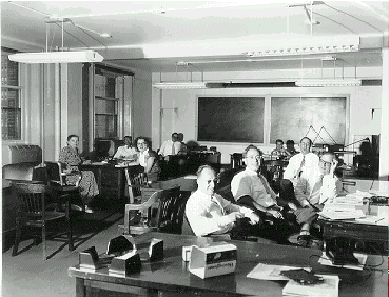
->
<box><xmin>282</xmin><ymin>275</ymin><xmax>339</xmax><ymax>297</ymax></box>
<box><xmin>318</xmin><ymin>210</ymin><xmax>365</xmax><ymax>220</ymax></box>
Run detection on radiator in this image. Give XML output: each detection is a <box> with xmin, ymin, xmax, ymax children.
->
<box><xmin>2</xmin><ymin>144</ymin><xmax>42</xmax><ymax>184</ymax></box>
<box><xmin>2</xmin><ymin>144</ymin><xmax>42</xmax><ymax>166</ymax></box>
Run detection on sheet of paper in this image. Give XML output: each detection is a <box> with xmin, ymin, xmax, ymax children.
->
<box><xmin>184</xmin><ymin>175</ymin><xmax>197</xmax><ymax>179</ymax></box>
<box><xmin>247</xmin><ymin>263</ymin><xmax>308</xmax><ymax>281</ymax></box>
<box><xmin>318</xmin><ymin>252</ymin><xmax>367</xmax><ymax>271</ymax></box>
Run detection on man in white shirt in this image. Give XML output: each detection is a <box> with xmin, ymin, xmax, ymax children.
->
<box><xmin>186</xmin><ymin>164</ymin><xmax>259</xmax><ymax>237</ymax></box>
<box><xmin>293</xmin><ymin>153</ymin><xmax>343</xmax><ymax>247</ymax></box>
<box><xmin>158</xmin><ymin>133</ymin><xmax>182</xmax><ymax>157</ymax></box>
<box><xmin>284</xmin><ymin>137</ymin><xmax>320</xmax><ymax>190</ymax></box>
<box><xmin>114</xmin><ymin>136</ymin><xmax>137</xmax><ymax>160</ymax></box>
<box><xmin>231</xmin><ymin>144</ymin><xmax>299</xmax><ymax>243</ymax></box>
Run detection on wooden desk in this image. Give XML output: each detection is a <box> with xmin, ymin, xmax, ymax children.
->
<box><xmin>81</xmin><ymin>162</ymin><xmax>139</xmax><ymax>202</ymax></box>
<box><xmin>69</xmin><ymin>233</ymin><xmax>387</xmax><ymax>297</ymax></box>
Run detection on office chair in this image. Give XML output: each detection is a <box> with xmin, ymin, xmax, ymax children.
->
<box><xmin>44</xmin><ymin>161</ymin><xmax>83</xmax><ymax>211</ymax></box>
<box><xmin>12</xmin><ymin>182</ymin><xmax>74</xmax><ymax>260</ymax></box>
<box><xmin>155</xmin><ymin>186</ymin><xmax>189</xmax><ymax>234</ymax></box>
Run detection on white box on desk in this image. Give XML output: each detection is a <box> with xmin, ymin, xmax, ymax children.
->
<box><xmin>188</xmin><ymin>242</ymin><xmax>237</xmax><ymax>279</ymax></box>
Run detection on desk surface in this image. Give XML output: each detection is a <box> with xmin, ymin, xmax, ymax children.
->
<box><xmin>69</xmin><ymin>233</ymin><xmax>387</xmax><ymax>297</ymax></box>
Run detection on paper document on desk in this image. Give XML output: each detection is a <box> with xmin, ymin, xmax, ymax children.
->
<box><xmin>318</xmin><ymin>210</ymin><xmax>365</xmax><ymax>220</ymax></box>
<box><xmin>282</xmin><ymin>274</ymin><xmax>339</xmax><ymax>297</ymax></box>
<box><xmin>318</xmin><ymin>252</ymin><xmax>367</xmax><ymax>271</ymax></box>
<box><xmin>247</xmin><ymin>263</ymin><xmax>309</xmax><ymax>281</ymax></box>
<box><xmin>184</xmin><ymin>175</ymin><xmax>197</xmax><ymax>179</ymax></box>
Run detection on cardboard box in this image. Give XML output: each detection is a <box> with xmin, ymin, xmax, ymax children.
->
<box><xmin>189</xmin><ymin>242</ymin><xmax>237</xmax><ymax>279</ymax></box>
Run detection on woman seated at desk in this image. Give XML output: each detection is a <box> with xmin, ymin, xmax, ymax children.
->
<box><xmin>136</xmin><ymin>137</ymin><xmax>161</xmax><ymax>182</ymax></box>
<box><xmin>59</xmin><ymin>134</ymin><xmax>99</xmax><ymax>213</ymax></box>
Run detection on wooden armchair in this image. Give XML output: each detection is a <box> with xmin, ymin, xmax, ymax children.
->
<box><xmin>123</xmin><ymin>189</ymin><xmax>165</xmax><ymax>235</ymax></box>
<box><xmin>44</xmin><ymin>161</ymin><xmax>82</xmax><ymax>210</ymax></box>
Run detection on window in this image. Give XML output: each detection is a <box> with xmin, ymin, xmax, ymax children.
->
<box><xmin>1</xmin><ymin>47</ymin><xmax>22</xmax><ymax>140</ymax></box>
<box><xmin>94</xmin><ymin>73</ymin><xmax>118</xmax><ymax>138</ymax></box>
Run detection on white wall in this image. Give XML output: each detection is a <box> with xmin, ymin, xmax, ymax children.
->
<box><xmin>152</xmin><ymin>67</ymin><xmax>384</xmax><ymax>164</ymax></box>
<box><xmin>132</xmin><ymin>69</ymin><xmax>153</xmax><ymax>143</ymax></box>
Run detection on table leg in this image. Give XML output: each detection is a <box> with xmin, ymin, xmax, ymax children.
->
<box><xmin>65</xmin><ymin>197</ymin><xmax>75</xmax><ymax>251</ymax></box>
<box><xmin>76</xmin><ymin>278</ymin><xmax>86</xmax><ymax>297</ymax></box>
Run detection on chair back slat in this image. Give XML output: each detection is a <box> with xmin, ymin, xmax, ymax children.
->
<box><xmin>13</xmin><ymin>182</ymin><xmax>46</xmax><ymax>215</ymax></box>
<box><xmin>44</xmin><ymin>161</ymin><xmax>64</xmax><ymax>185</ymax></box>
<box><xmin>156</xmin><ymin>185</ymin><xmax>187</xmax><ymax>234</ymax></box>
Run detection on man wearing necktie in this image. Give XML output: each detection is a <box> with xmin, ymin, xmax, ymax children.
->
<box><xmin>231</xmin><ymin>145</ymin><xmax>300</xmax><ymax>243</ymax></box>
<box><xmin>284</xmin><ymin>137</ymin><xmax>320</xmax><ymax>191</ymax></box>
<box><xmin>186</xmin><ymin>165</ymin><xmax>260</xmax><ymax>237</ymax></box>
<box><xmin>293</xmin><ymin>153</ymin><xmax>343</xmax><ymax>247</ymax></box>
<box><xmin>158</xmin><ymin>132</ymin><xmax>181</xmax><ymax>158</ymax></box>
<box><xmin>113</xmin><ymin>136</ymin><xmax>137</xmax><ymax>160</ymax></box>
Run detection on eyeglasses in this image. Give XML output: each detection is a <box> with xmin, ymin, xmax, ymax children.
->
<box><xmin>320</xmin><ymin>159</ymin><xmax>332</xmax><ymax>166</ymax></box>
<box><xmin>247</xmin><ymin>156</ymin><xmax>261</xmax><ymax>160</ymax></box>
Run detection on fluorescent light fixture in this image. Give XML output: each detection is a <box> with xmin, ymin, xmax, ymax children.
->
<box><xmin>8</xmin><ymin>50</ymin><xmax>104</xmax><ymax>64</ymax></box>
<box><xmin>153</xmin><ymin>82</ymin><xmax>208</xmax><ymax>89</ymax></box>
<box><xmin>295</xmin><ymin>79</ymin><xmax>362</xmax><ymax>87</ymax></box>
<box><xmin>245</xmin><ymin>35</ymin><xmax>360</xmax><ymax>57</ymax></box>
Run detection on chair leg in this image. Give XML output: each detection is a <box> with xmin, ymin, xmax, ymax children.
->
<box><xmin>42</xmin><ymin>221</ymin><xmax>46</xmax><ymax>260</ymax></box>
<box><xmin>12</xmin><ymin>218</ymin><xmax>22</xmax><ymax>256</ymax></box>
<box><xmin>65</xmin><ymin>200</ymin><xmax>75</xmax><ymax>251</ymax></box>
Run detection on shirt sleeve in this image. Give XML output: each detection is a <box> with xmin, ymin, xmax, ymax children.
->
<box><xmin>231</xmin><ymin>174</ymin><xmax>251</xmax><ymax>201</ymax></box>
<box><xmin>113</xmin><ymin>146</ymin><xmax>122</xmax><ymax>159</ymax></box>
<box><xmin>186</xmin><ymin>195</ymin><xmax>234</xmax><ymax>236</ymax></box>
<box><xmin>320</xmin><ymin>175</ymin><xmax>340</xmax><ymax>203</ymax></box>
<box><xmin>159</xmin><ymin>141</ymin><xmax>166</xmax><ymax>156</ymax></box>
<box><xmin>283</xmin><ymin>156</ymin><xmax>296</xmax><ymax>180</ymax></box>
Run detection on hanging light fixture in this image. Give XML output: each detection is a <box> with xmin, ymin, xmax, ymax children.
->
<box><xmin>8</xmin><ymin>17</ymin><xmax>104</xmax><ymax>64</ymax></box>
<box><xmin>153</xmin><ymin>62</ymin><xmax>208</xmax><ymax>89</ymax></box>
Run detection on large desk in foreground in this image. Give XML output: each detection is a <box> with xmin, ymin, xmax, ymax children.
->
<box><xmin>69</xmin><ymin>233</ymin><xmax>387</xmax><ymax>297</ymax></box>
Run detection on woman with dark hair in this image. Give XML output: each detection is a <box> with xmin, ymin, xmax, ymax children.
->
<box><xmin>59</xmin><ymin>134</ymin><xmax>99</xmax><ymax>213</ymax></box>
<box><xmin>140</xmin><ymin>138</ymin><xmax>161</xmax><ymax>182</ymax></box>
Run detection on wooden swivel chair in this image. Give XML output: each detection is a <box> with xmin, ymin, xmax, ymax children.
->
<box><xmin>44</xmin><ymin>161</ymin><xmax>82</xmax><ymax>210</ymax></box>
<box><xmin>230</xmin><ymin>153</ymin><xmax>244</xmax><ymax>174</ymax></box>
<box><xmin>12</xmin><ymin>182</ymin><xmax>74</xmax><ymax>260</ymax></box>
<box><xmin>123</xmin><ymin>189</ymin><xmax>165</xmax><ymax>235</ymax></box>
<box><xmin>155</xmin><ymin>186</ymin><xmax>188</xmax><ymax>234</ymax></box>
<box><xmin>124</xmin><ymin>165</ymin><xmax>144</xmax><ymax>204</ymax></box>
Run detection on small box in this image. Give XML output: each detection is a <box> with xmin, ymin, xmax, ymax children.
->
<box><xmin>182</xmin><ymin>245</ymin><xmax>195</xmax><ymax>262</ymax></box>
<box><xmin>189</xmin><ymin>242</ymin><xmax>237</xmax><ymax>279</ymax></box>
<box><xmin>109</xmin><ymin>250</ymin><xmax>141</xmax><ymax>277</ymax></box>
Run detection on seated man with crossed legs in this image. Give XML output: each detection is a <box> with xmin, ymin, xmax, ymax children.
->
<box><xmin>186</xmin><ymin>164</ymin><xmax>260</xmax><ymax>238</ymax></box>
<box><xmin>231</xmin><ymin>144</ymin><xmax>300</xmax><ymax>244</ymax></box>
<box><xmin>293</xmin><ymin>153</ymin><xmax>343</xmax><ymax>247</ymax></box>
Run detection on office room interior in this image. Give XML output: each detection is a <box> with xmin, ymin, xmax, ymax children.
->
<box><xmin>1</xmin><ymin>1</ymin><xmax>388</xmax><ymax>296</ymax></box>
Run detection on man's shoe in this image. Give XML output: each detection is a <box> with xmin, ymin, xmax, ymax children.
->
<box><xmin>84</xmin><ymin>205</ymin><xmax>94</xmax><ymax>214</ymax></box>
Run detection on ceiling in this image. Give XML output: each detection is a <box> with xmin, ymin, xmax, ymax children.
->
<box><xmin>1</xmin><ymin>1</ymin><xmax>388</xmax><ymax>72</ymax></box>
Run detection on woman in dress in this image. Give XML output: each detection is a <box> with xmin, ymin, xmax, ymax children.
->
<box><xmin>141</xmin><ymin>138</ymin><xmax>161</xmax><ymax>182</ymax></box>
<box><xmin>59</xmin><ymin>134</ymin><xmax>99</xmax><ymax>213</ymax></box>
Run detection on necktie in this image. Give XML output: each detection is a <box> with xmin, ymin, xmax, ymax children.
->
<box><xmin>171</xmin><ymin>142</ymin><xmax>176</xmax><ymax>155</ymax></box>
<box><xmin>310</xmin><ymin>175</ymin><xmax>324</xmax><ymax>205</ymax></box>
<box><xmin>296</xmin><ymin>155</ymin><xmax>306</xmax><ymax>178</ymax></box>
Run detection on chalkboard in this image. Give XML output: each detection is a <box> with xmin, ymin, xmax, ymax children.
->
<box><xmin>270</xmin><ymin>97</ymin><xmax>347</xmax><ymax>144</ymax></box>
<box><xmin>197</xmin><ymin>97</ymin><xmax>265</xmax><ymax>142</ymax></box>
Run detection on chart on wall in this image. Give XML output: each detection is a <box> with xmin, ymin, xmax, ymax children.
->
<box><xmin>270</xmin><ymin>97</ymin><xmax>347</xmax><ymax>144</ymax></box>
<box><xmin>197</xmin><ymin>97</ymin><xmax>265</xmax><ymax>142</ymax></box>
